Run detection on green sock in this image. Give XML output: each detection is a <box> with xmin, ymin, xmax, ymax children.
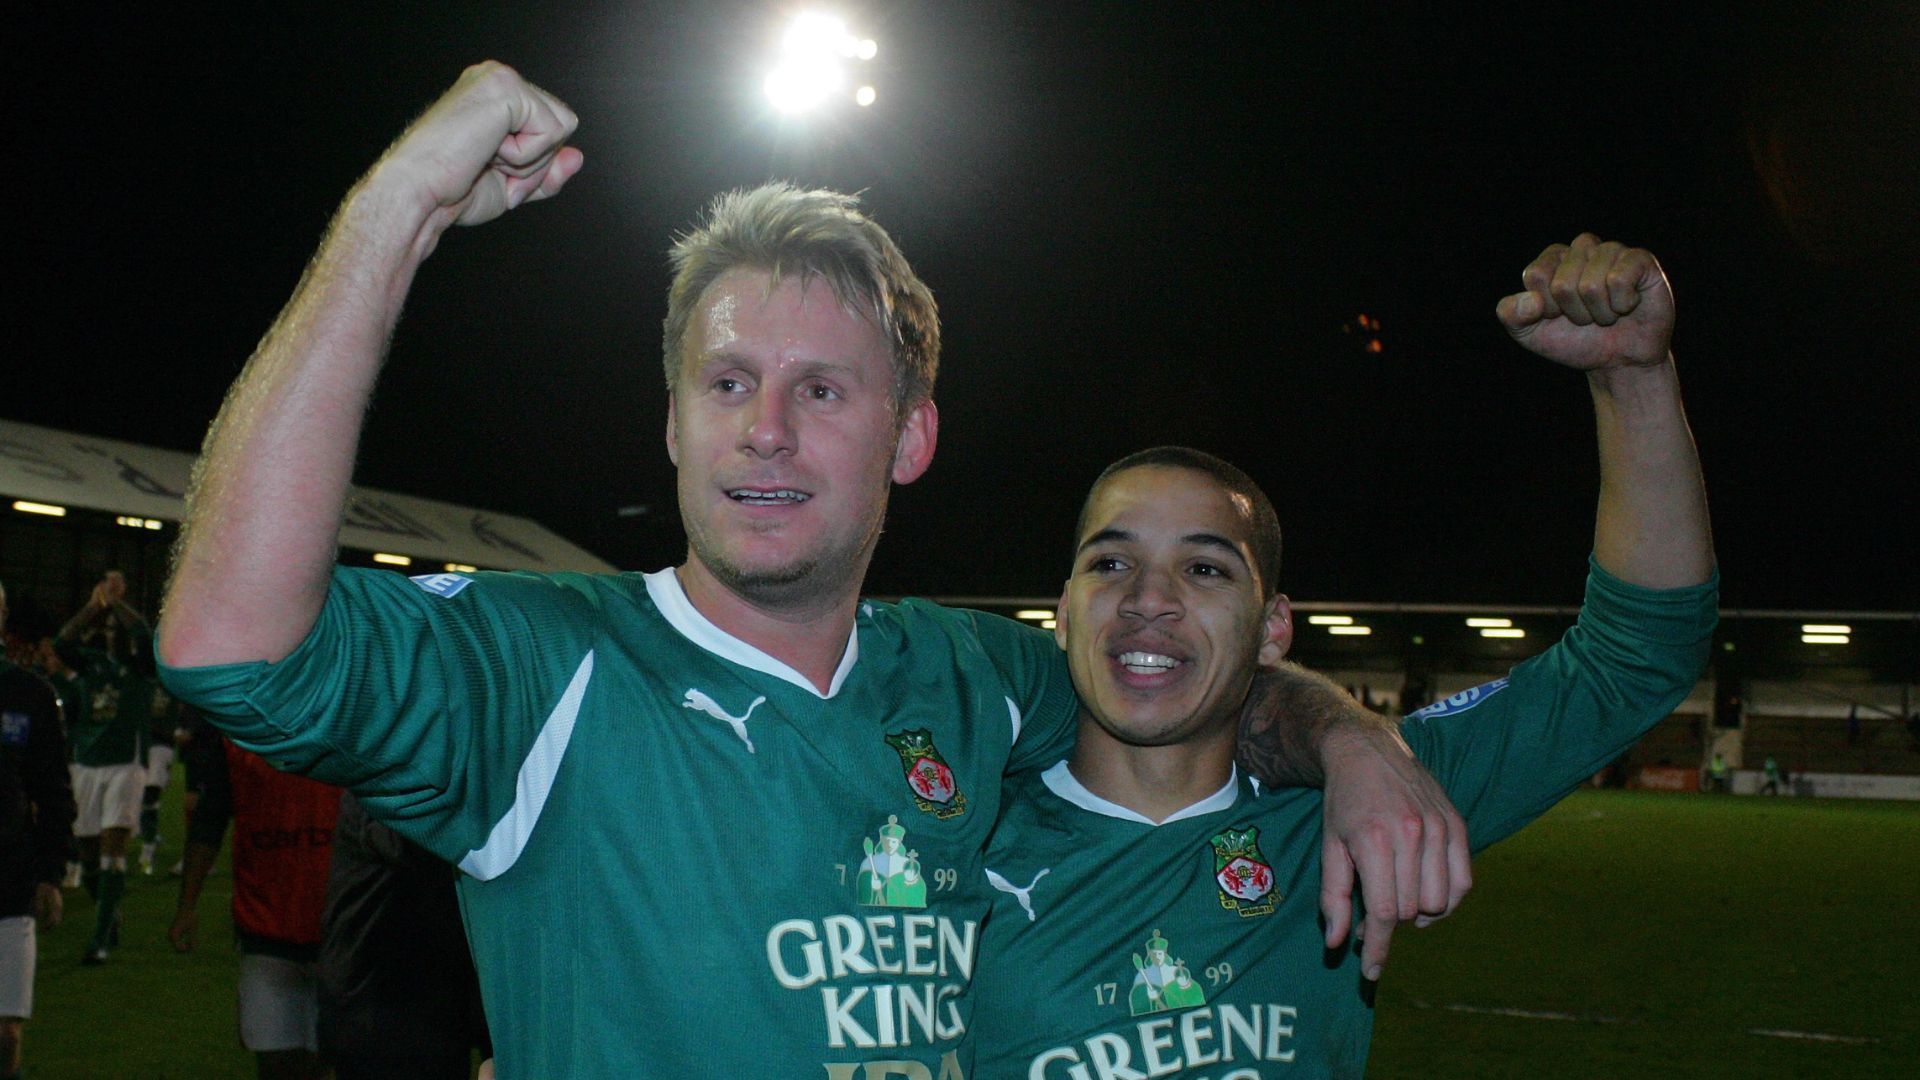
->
<box><xmin>91</xmin><ymin>869</ymin><xmax>126</xmax><ymax>950</ymax></box>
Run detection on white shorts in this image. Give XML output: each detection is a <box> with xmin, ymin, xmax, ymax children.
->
<box><xmin>237</xmin><ymin>952</ymin><xmax>319</xmax><ymax>1053</ymax></box>
<box><xmin>145</xmin><ymin>744</ymin><xmax>175</xmax><ymax>787</ymax></box>
<box><xmin>0</xmin><ymin>915</ymin><xmax>35</xmax><ymax>1019</ymax></box>
<box><xmin>73</xmin><ymin>763</ymin><xmax>145</xmax><ymax>836</ymax></box>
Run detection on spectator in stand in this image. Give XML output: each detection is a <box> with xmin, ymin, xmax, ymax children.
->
<box><xmin>55</xmin><ymin>572</ymin><xmax>158</xmax><ymax>965</ymax></box>
<box><xmin>318</xmin><ymin>792</ymin><xmax>491</xmax><ymax>1079</ymax></box>
<box><xmin>0</xmin><ymin>581</ymin><xmax>75</xmax><ymax>1080</ymax></box>
<box><xmin>170</xmin><ymin>728</ymin><xmax>341</xmax><ymax>1080</ymax></box>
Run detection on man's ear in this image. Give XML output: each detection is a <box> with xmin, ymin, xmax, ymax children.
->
<box><xmin>665</xmin><ymin>392</ymin><xmax>679</xmax><ymax>467</ymax></box>
<box><xmin>891</xmin><ymin>399</ymin><xmax>939</xmax><ymax>484</ymax></box>
<box><xmin>1257</xmin><ymin>593</ymin><xmax>1294</xmax><ymax>667</ymax></box>
<box><xmin>1052</xmin><ymin>586</ymin><xmax>1070</xmax><ymax>651</ymax></box>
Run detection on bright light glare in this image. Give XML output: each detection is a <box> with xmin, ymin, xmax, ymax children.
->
<box><xmin>1040</xmin><ymin>619</ymin><xmax>1057</xmax><ymax>630</ymax></box>
<box><xmin>1328</xmin><ymin>626</ymin><xmax>1373</xmax><ymax>636</ymax></box>
<box><xmin>12</xmin><ymin>501</ymin><xmax>66</xmax><ymax>517</ymax></box>
<box><xmin>767</xmin><ymin>13</ymin><xmax>876</xmax><ymax>113</ymax></box>
<box><xmin>765</xmin><ymin>59</ymin><xmax>841</xmax><ymax>113</ymax></box>
<box><xmin>1481</xmin><ymin>628</ymin><xmax>1526</xmax><ymax>639</ymax></box>
<box><xmin>1015</xmin><ymin>609</ymin><xmax>1054</xmax><ymax>621</ymax></box>
<box><xmin>445</xmin><ymin>563</ymin><xmax>478</xmax><ymax>573</ymax></box>
<box><xmin>1465</xmin><ymin>617</ymin><xmax>1512</xmax><ymax>628</ymax></box>
<box><xmin>1800</xmin><ymin>624</ymin><xmax>1851</xmax><ymax>635</ymax></box>
<box><xmin>1801</xmin><ymin>634</ymin><xmax>1849</xmax><ymax>645</ymax></box>
<box><xmin>783</xmin><ymin>13</ymin><xmax>850</xmax><ymax>57</ymax></box>
<box><xmin>372</xmin><ymin>553</ymin><xmax>413</xmax><ymax>567</ymax></box>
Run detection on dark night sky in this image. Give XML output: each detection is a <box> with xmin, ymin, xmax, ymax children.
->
<box><xmin>15</xmin><ymin>2</ymin><xmax>1917</xmax><ymax>611</ymax></box>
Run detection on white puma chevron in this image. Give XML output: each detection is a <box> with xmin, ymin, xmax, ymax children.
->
<box><xmin>985</xmin><ymin>866</ymin><xmax>1052</xmax><ymax>922</ymax></box>
<box><xmin>681</xmin><ymin>689</ymin><xmax>766</xmax><ymax>753</ymax></box>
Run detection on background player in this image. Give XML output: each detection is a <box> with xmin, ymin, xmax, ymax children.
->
<box><xmin>0</xmin><ymin>581</ymin><xmax>76</xmax><ymax>1080</ymax></box>
<box><xmin>156</xmin><ymin>63</ymin><xmax>1470</xmax><ymax>1075</ymax></box>
<box><xmin>971</xmin><ymin>234</ymin><xmax>1717</xmax><ymax>1076</ymax></box>
<box><xmin>56</xmin><ymin>572</ymin><xmax>159</xmax><ymax>965</ymax></box>
<box><xmin>170</xmin><ymin>730</ymin><xmax>341</xmax><ymax>1080</ymax></box>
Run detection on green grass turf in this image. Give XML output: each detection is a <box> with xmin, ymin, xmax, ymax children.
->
<box><xmin>18</xmin><ymin>783</ymin><xmax>1920</xmax><ymax>1077</ymax></box>
<box><xmin>1369</xmin><ymin>788</ymin><xmax>1920</xmax><ymax>1078</ymax></box>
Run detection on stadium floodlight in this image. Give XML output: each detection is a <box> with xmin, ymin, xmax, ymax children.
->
<box><xmin>1328</xmin><ymin>625</ymin><xmax>1373</xmax><ymax>636</ymax></box>
<box><xmin>1041</xmin><ymin>619</ymin><xmax>1057</xmax><ymax>630</ymax></box>
<box><xmin>1800</xmin><ymin>634</ymin><xmax>1849</xmax><ymax>645</ymax></box>
<box><xmin>1015</xmin><ymin>609</ymin><xmax>1054</xmax><ymax>621</ymax></box>
<box><xmin>1481</xmin><ymin>628</ymin><xmax>1526</xmax><ymax>639</ymax></box>
<box><xmin>1800</xmin><ymin>624</ymin><xmax>1851</xmax><ymax>635</ymax></box>
<box><xmin>765</xmin><ymin>57</ymin><xmax>842</xmax><ymax>114</ymax></box>
<box><xmin>1465</xmin><ymin>617</ymin><xmax>1512</xmax><ymax>628</ymax></box>
<box><xmin>11</xmin><ymin>500</ymin><xmax>66</xmax><ymax>517</ymax></box>
<box><xmin>765</xmin><ymin>12</ymin><xmax>878</xmax><ymax>113</ymax></box>
<box><xmin>1307</xmin><ymin>615</ymin><xmax>1353</xmax><ymax>625</ymax></box>
<box><xmin>371</xmin><ymin>552</ymin><xmax>413</xmax><ymax>567</ymax></box>
<box><xmin>445</xmin><ymin>562</ymin><xmax>478</xmax><ymax>573</ymax></box>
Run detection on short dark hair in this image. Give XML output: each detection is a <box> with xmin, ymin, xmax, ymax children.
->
<box><xmin>1074</xmin><ymin>447</ymin><xmax>1283</xmax><ymax>598</ymax></box>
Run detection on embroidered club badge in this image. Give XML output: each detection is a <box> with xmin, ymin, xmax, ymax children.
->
<box><xmin>1210</xmin><ymin>826</ymin><xmax>1278</xmax><ymax>917</ymax></box>
<box><xmin>884</xmin><ymin>729</ymin><xmax>968</xmax><ymax>820</ymax></box>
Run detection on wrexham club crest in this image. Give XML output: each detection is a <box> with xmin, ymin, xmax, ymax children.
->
<box><xmin>1210</xmin><ymin>826</ymin><xmax>1278</xmax><ymax>917</ymax></box>
<box><xmin>884</xmin><ymin>729</ymin><xmax>968</xmax><ymax>820</ymax></box>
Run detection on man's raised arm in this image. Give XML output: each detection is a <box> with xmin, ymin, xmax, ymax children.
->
<box><xmin>1496</xmin><ymin>233</ymin><xmax>1713</xmax><ymax>589</ymax></box>
<box><xmin>158</xmin><ymin>63</ymin><xmax>583</xmax><ymax>668</ymax></box>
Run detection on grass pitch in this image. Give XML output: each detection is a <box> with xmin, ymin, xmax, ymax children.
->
<box><xmin>18</xmin><ymin>785</ymin><xmax>1920</xmax><ymax>1077</ymax></box>
<box><xmin>1370</xmin><ymin>789</ymin><xmax>1920</xmax><ymax>1078</ymax></box>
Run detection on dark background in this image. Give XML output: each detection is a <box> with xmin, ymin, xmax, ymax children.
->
<box><xmin>16</xmin><ymin>2</ymin><xmax>1917</xmax><ymax>610</ymax></box>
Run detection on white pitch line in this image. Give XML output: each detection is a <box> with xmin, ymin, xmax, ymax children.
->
<box><xmin>1413</xmin><ymin>1002</ymin><xmax>1879</xmax><ymax>1047</ymax></box>
<box><xmin>1439</xmin><ymin>1003</ymin><xmax>1625</xmax><ymax>1024</ymax></box>
<box><xmin>1747</xmin><ymin>1028</ymin><xmax>1878</xmax><ymax>1046</ymax></box>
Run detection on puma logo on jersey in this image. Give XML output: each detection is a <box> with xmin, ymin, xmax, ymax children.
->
<box><xmin>682</xmin><ymin>689</ymin><xmax>766</xmax><ymax>753</ymax></box>
<box><xmin>985</xmin><ymin>866</ymin><xmax>1051</xmax><ymax>922</ymax></box>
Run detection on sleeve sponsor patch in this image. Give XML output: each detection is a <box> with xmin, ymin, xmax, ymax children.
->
<box><xmin>1408</xmin><ymin>677</ymin><xmax>1510</xmax><ymax>721</ymax></box>
<box><xmin>409</xmin><ymin>572</ymin><xmax>475</xmax><ymax>599</ymax></box>
<box><xmin>1</xmin><ymin>710</ymin><xmax>30</xmax><ymax>747</ymax></box>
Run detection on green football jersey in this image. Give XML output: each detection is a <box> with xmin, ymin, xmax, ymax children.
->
<box><xmin>45</xmin><ymin>669</ymin><xmax>86</xmax><ymax>764</ymax></box>
<box><xmin>160</xmin><ymin>566</ymin><xmax>1078</xmax><ymax>1078</ymax></box>
<box><xmin>61</xmin><ymin>640</ymin><xmax>156</xmax><ymax>768</ymax></box>
<box><xmin>971</xmin><ymin>560</ymin><xmax>1716</xmax><ymax>1079</ymax></box>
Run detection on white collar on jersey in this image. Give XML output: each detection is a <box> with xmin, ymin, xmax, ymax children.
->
<box><xmin>642</xmin><ymin>568</ymin><xmax>860</xmax><ymax>699</ymax></box>
<box><xmin>1039</xmin><ymin>759</ymin><xmax>1243</xmax><ymax>826</ymax></box>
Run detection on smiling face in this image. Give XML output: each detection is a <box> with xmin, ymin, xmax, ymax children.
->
<box><xmin>1057</xmin><ymin>465</ymin><xmax>1292</xmax><ymax>749</ymax></box>
<box><xmin>668</xmin><ymin>268</ymin><xmax>936</xmax><ymax>610</ymax></box>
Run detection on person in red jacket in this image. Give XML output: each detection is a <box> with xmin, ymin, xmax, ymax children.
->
<box><xmin>170</xmin><ymin>728</ymin><xmax>341</xmax><ymax>1080</ymax></box>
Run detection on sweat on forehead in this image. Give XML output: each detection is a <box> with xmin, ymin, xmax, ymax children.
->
<box><xmin>1074</xmin><ymin>447</ymin><xmax>1284</xmax><ymax>598</ymax></box>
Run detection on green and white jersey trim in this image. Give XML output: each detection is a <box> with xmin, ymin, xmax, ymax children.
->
<box><xmin>1037</xmin><ymin>760</ymin><xmax>1243</xmax><ymax>826</ymax></box>
<box><xmin>643</xmin><ymin>568</ymin><xmax>859</xmax><ymax>698</ymax></box>
<box><xmin>457</xmin><ymin>650</ymin><xmax>595</xmax><ymax>880</ymax></box>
